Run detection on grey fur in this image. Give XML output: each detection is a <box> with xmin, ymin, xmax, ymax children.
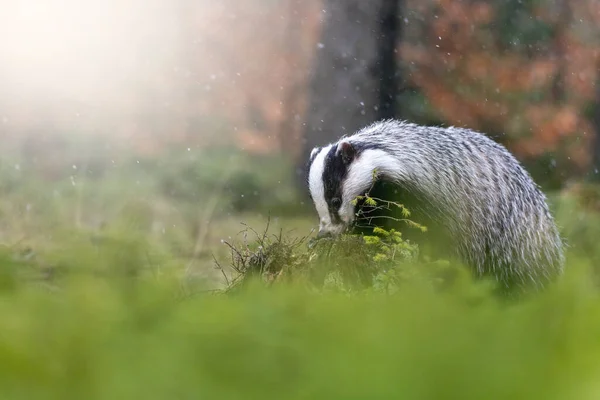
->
<box><xmin>308</xmin><ymin>119</ymin><xmax>565</xmax><ymax>290</ymax></box>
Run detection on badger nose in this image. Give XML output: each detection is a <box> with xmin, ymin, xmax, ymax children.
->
<box><xmin>317</xmin><ymin>230</ymin><xmax>333</xmax><ymax>239</ymax></box>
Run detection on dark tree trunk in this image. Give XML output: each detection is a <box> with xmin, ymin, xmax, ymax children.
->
<box><xmin>296</xmin><ymin>0</ymin><xmax>403</xmax><ymax>187</ymax></box>
<box><xmin>377</xmin><ymin>0</ymin><xmax>401</xmax><ymax>120</ymax></box>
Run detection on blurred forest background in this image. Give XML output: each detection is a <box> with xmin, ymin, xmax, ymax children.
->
<box><xmin>3</xmin><ymin>2</ymin><xmax>600</xmax><ymax>398</ymax></box>
<box><xmin>0</xmin><ymin>0</ymin><xmax>600</xmax><ymax>284</ymax></box>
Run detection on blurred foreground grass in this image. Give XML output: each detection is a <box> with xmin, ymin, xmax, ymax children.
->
<box><xmin>0</xmin><ymin>146</ymin><xmax>600</xmax><ymax>398</ymax></box>
<box><xmin>0</xmin><ymin>252</ymin><xmax>600</xmax><ymax>399</ymax></box>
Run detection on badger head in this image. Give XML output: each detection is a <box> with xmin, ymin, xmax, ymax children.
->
<box><xmin>307</xmin><ymin>140</ymin><xmax>377</xmax><ymax>238</ymax></box>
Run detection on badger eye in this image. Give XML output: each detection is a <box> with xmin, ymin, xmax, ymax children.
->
<box><xmin>331</xmin><ymin>197</ymin><xmax>341</xmax><ymax>208</ymax></box>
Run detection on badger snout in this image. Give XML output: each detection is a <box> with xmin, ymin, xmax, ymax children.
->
<box><xmin>317</xmin><ymin>221</ymin><xmax>349</xmax><ymax>239</ymax></box>
<box><xmin>316</xmin><ymin>230</ymin><xmax>333</xmax><ymax>239</ymax></box>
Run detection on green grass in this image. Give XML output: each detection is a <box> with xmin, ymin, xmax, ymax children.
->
<box><xmin>1</xmin><ymin>146</ymin><xmax>600</xmax><ymax>399</ymax></box>
<box><xmin>0</xmin><ymin>146</ymin><xmax>316</xmax><ymax>289</ymax></box>
<box><xmin>0</xmin><ymin>260</ymin><xmax>599</xmax><ymax>399</ymax></box>
<box><xmin>0</xmin><ymin>206</ymin><xmax>594</xmax><ymax>399</ymax></box>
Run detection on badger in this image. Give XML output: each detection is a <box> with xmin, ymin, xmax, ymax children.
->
<box><xmin>306</xmin><ymin>119</ymin><xmax>565</xmax><ymax>291</ymax></box>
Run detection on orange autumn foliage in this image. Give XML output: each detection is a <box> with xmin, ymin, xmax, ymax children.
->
<box><xmin>403</xmin><ymin>0</ymin><xmax>600</xmax><ymax>172</ymax></box>
<box><xmin>0</xmin><ymin>0</ymin><xmax>598</xmax><ymax>181</ymax></box>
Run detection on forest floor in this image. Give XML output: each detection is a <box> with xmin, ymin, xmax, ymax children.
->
<box><xmin>0</xmin><ymin>147</ymin><xmax>599</xmax><ymax>399</ymax></box>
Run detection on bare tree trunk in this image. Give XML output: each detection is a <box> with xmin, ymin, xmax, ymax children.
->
<box><xmin>297</xmin><ymin>0</ymin><xmax>403</xmax><ymax>186</ymax></box>
<box><xmin>377</xmin><ymin>0</ymin><xmax>402</xmax><ymax>119</ymax></box>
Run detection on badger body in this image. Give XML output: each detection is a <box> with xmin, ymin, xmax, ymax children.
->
<box><xmin>307</xmin><ymin>119</ymin><xmax>565</xmax><ymax>291</ymax></box>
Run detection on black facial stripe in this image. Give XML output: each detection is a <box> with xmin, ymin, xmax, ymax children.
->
<box><xmin>318</xmin><ymin>141</ymin><xmax>390</xmax><ymax>224</ymax></box>
<box><xmin>322</xmin><ymin>145</ymin><xmax>350</xmax><ymax>224</ymax></box>
<box><xmin>352</xmin><ymin>141</ymin><xmax>393</xmax><ymax>153</ymax></box>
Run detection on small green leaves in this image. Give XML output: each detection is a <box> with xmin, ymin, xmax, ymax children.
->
<box><xmin>350</xmin><ymin>196</ymin><xmax>363</xmax><ymax>206</ymax></box>
<box><xmin>373</xmin><ymin>253</ymin><xmax>389</xmax><ymax>263</ymax></box>
<box><xmin>372</xmin><ymin>227</ymin><xmax>390</xmax><ymax>237</ymax></box>
<box><xmin>365</xmin><ymin>197</ymin><xmax>378</xmax><ymax>207</ymax></box>
<box><xmin>363</xmin><ymin>236</ymin><xmax>382</xmax><ymax>245</ymax></box>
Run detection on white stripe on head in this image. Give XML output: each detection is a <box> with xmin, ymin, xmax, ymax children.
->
<box><xmin>335</xmin><ymin>149</ymin><xmax>405</xmax><ymax>228</ymax></box>
<box><xmin>309</xmin><ymin>144</ymin><xmax>405</xmax><ymax>236</ymax></box>
<box><xmin>308</xmin><ymin>145</ymin><xmax>333</xmax><ymax>228</ymax></box>
<box><xmin>342</xmin><ymin>149</ymin><xmax>404</xmax><ymax>204</ymax></box>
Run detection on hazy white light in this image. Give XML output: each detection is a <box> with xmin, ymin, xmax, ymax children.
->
<box><xmin>0</xmin><ymin>0</ymin><xmax>182</xmax><ymax>103</ymax></box>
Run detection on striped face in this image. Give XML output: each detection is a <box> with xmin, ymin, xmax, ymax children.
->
<box><xmin>307</xmin><ymin>141</ymin><xmax>360</xmax><ymax>237</ymax></box>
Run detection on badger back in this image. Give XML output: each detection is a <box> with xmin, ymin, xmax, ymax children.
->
<box><xmin>319</xmin><ymin>120</ymin><xmax>565</xmax><ymax>291</ymax></box>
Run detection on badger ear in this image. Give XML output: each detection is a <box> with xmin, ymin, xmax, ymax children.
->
<box><xmin>310</xmin><ymin>147</ymin><xmax>320</xmax><ymax>160</ymax></box>
<box><xmin>336</xmin><ymin>141</ymin><xmax>356</xmax><ymax>164</ymax></box>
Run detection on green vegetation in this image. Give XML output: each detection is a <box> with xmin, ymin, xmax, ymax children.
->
<box><xmin>1</xmin><ymin>235</ymin><xmax>600</xmax><ymax>399</ymax></box>
<box><xmin>0</xmin><ymin>149</ymin><xmax>600</xmax><ymax>399</ymax></box>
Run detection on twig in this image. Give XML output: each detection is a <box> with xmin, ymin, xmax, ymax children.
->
<box><xmin>212</xmin><ymin>254</ymin><xmax>230</xmax><ymax>286</ymax></box>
